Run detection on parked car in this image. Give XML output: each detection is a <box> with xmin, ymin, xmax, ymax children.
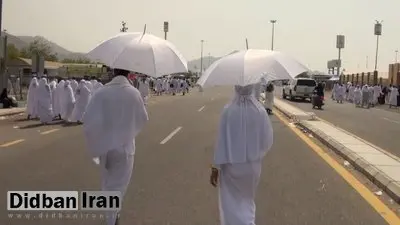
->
<box><xmin>282</xmin><ymin>78</ymin><xmax>317</xmax><ymax>101</ymax></box>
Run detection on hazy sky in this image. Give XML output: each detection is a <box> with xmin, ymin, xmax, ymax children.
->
<box><xmin>4</xmin><ymin>0</ymin><xmax>400</xmax><ymax>73</ymax></box>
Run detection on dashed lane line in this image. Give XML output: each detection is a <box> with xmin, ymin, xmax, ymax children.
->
<box><xmin>198</xmin><ymin>106</ymin><xmax>206</xmax><ymax>112</ymax></box>
<box><xmin>40</xmin><ymin>129</ymin><xmax>60</xmax><ymax>135</ymax></box>
<box><xmin>160</xmin><ymin>127</ymin><xmax>182</xmax><ymax>145</ymax></box>
<box><xmin>0</xmin><ymin>139</ymin><xmax>25</xmax><ymax>148</ymax></box>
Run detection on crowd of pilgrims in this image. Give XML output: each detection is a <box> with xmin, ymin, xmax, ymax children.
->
<box><xmin>26</xmin><ymin>76</ymin><xmax>103</xmax><ymax>124</ymax></box>
<box><xmin>25</xmin><ymin>75</ymin><xmax>192</xmax><ymax>125</ymax></box>
<box><xmin>331</xmin><ymin>82</ymin><xmax>400</xmax><ymax>108</ymax></box>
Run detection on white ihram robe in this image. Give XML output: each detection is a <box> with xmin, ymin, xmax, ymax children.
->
<box><xmin>389</xmin><ymin>87</ymin><xmax>399</xmax><ymax>107</ymax></box>
<box><xmin>83</xmin><ymin>75</ymin><xmax>148</xmax><ymax>225</ymax></box>
<box><xmin>53</xmin><ymin>80</ymin><xmax>65</xmax><ymax>117</ymax></box>
<box><xmin>37</xmin><ymin>78</ymin><xmax>54</xmax><ymax>123</ymax></box>
<box><xmin>70</xmin><ymin>80</ymin><xmax>91</xmax><ymax>123</ymax></box>
<box><xmin>215</xmin><ymin>85</ymin><xmax>273</xmax><ymax>225</ymax></box>
<box><xmin>26</xmin><ymin>77</ymin><xmax>39</xmax><ymax>118</ymax></box>
<box><xmin>138</xmin><ymin>80</ymin><xmax>150</xmax><ymax>104</ymax></box>
<box><xmin>361</xmin><ymin>85</ymin><xmax>370</xmax><ymax>107</ymax></box>
<box><xmin>70</xmin><ymin>80</ymin><xmax>78</xmax><ymax>94</ymax></box>
<box><xmin>353</xmin><ymin>87</ymin><xmax>362</xmax><ymax>106</ymax></box>
<box><xmin>335</xmin><ymin>86</ymin><xmax>345</xmax><ymax>102</ymax></box>
<box><xmin>373</xmin><ymin>85</ymin><xmax>382</xmax><ymax>105</ymax></box>
<box><xmin>61</xmin><ymin>81</ymin><xmax>76</xmax><ymax>121</ymax></box>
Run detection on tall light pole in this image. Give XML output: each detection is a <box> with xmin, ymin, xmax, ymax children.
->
<box><xmin>270</xmin><ymin>20</ymin><xmax>277</xmax><ymax>51</ymax></box>
<box><xmin>163</xmin><ymin>21</ymin><xmax>169</xmax><ymax>40</ymax></box>
<box><xmin>374</xmin><ymin>20</ymin><xmax>383</xmax><ymax>71</ymax></box>
<box><xmin>336</xmin><ymin>35</ymin><xmax>345</xmax><ymax>76</ymax></box>
<box><xmin>200</xmin><ymin>40</ymin><xmax>204</xmax><ymax>76</ymax></box>
<box><xmin>199</xmin><ymin>40</ymin><xmax>204</xmax><ymax>77</ymax></box>
<box><xmin>395</xmin><ymin>50</ymin><xmax>398</xmax><ymax>63</ymax></box>
<box><xmin>0</xmin><ymin>0</ymin><xmax>3</xmax><ymax>33</ymax></box>
<box><xmin>208</xmin><ymin>52</ymin><xmax>211</xmax><ymax>68</ymax></box>
<box><xmin>0</xmin><ymin>0</ymin><xmax>4</xmax><ymax>90</ymax></box>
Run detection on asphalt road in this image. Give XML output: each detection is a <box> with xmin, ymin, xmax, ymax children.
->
<box><xmin>274</xmin><ymin>87</ymin><xmax>400</xmax><ymax>158</ymax></box>
<box><xmin>0</xmin><ymin>87</ymin><xmax>394</xmax><ymax>225</ymax></box>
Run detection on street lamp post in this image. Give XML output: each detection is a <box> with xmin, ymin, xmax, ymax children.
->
<box><xmin>336</xmin><ymin>35</ymin><xmax>345</xmax><ymax>76</ymax></box>
<box><xmin>200</xmin><ymin>40</ymin><xmax>204</xmax><ymax>77</ymax></box>
<box><xmin>208</xmin><ymin>52</ymin><xmax>211</xmax><ymax>68</ymax></box>
<box><xmin>163</xmin><ymin>21</ymin><xmax>169</xmax><ymax>40</ymax></box>
<box><xmin>270</xmin><ymin>20</ymin><xmax>277</xmax><ymax>51</ymax></box>
<box><xmin>0</xmin><ymin>0</ymin><xmax>3</xmax><ymax>33</ymax></box>
<box><xmin>374</xmin><ymin>20</ymin><xmax>383</xmax><ymax>71</ymax></box>
<box><xmin>395</xmin><ymin>50</ymin><xmax>398</xmax><ymax>63</ymax></box>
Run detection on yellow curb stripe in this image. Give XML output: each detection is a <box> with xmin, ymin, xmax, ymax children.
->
<box><xmin>274</xmin><ymin>111</ymin><xmax>400</xmax><ymax>224</ymax></box>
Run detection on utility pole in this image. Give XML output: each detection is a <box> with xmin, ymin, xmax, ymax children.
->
<box><xmin>336</xmin><ymin>35</ymin><xmax>345</xmax><ymax>76</ymax></box>
<box><xmin>163</xmin><ymin>21</ymin><xmax>169</xmax><ymax>40</ymax></box>
<box><xmin>270</xmin><ymin>20</ymin><xmax>277</xmax><ymax>51</ymax></box>
<box><xmin>199</xmin><ymin>40</ymin><xmax>204</xmax><ymax>78</ymax></box>
<box><xmin>120</xmin><ymin>21</ymin><xmax>128</xmax><ymax>32</ymax></box>
<box><xmin>374</xmin><ymin>20</ymin><xmax>383</xmax><ymax>71</ymax></box>
<box><xmin>0</xmin><ymin>0</ymin><xmax>4</xmax><ymax>91</ymax></box>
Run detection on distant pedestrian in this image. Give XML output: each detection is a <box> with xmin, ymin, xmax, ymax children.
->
<box><xmin>389</xmin><ymin>86</ymin><xmax>399</xmax><ymax>108</ymax></box>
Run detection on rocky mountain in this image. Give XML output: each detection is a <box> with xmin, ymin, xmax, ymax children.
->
<box><xmin>3</xmin><ymin>32</ymin><xmax>86</xmax><ymax>60</ymax></box>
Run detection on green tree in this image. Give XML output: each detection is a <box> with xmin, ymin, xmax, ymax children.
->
<box><xmin>20</xmin><ymin>39</ymin><xmax>58</xmax><ymax>62</ymax></box>
<box><xmin>7</xmin><ymin>44</ymin><xmax>20</xmax><ymax>60</ymax></box>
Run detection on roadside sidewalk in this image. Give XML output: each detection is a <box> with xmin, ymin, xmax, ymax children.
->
<box><xmin>274</xmin><ymin>98</ymin><xmax>400</xmax><ymax>203</ymax></box>
<box><xmin>0</xmin><ymin>108</ymin><xmax>25</xmax><ymax>117</ymax></box>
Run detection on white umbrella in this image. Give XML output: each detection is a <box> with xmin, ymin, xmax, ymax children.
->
<box><xmin>87</xmin><ymin>32</ymin><xmax>188</xmax><ymax>78</ymax></box>
<box><xmin>197</xmin><ymin>49</ymin><xmax>309</xmax><ymax>88</ymax></box>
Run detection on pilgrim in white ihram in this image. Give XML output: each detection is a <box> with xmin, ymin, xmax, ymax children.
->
<box><xmin>26</xmin><ymin>77</ymin><xmax>39</xmax><ymax>119</ymax></box>
<box><xmin>61</xmin><ymin>80</ymin><xmax>76</xmax><ymax>122</ymax></box>
<box><xmin>83</xmin><ymin>70</ymin><xmax>148</xmax><ymax>225</ymax></box>
<box><xmin>36</xmin><ymin>78</ymin><xmax>54</xmax><ymax>124</ymax></box>
<box><xmin>70</xmin><ymin>80</ymin><xmax>91</xmax><ymax>124</ymax></box>
<box><xmin>211</xmin><ymin>84</ymin><xmax>273</xmax><ymax>225</ymax></box>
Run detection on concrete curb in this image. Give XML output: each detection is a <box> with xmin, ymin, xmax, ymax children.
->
<box><xmin>0</xmin><ymin>108</ymin><xmax>26</xmax><ymax>117</ymax></box>
<box><xmin>274</xmin><ymin>104</ymin><xmax>400</xmax><ymax>203</ymax></box>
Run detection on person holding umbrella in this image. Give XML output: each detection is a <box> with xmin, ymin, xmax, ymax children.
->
<box><xmin>83</xmin><ymin>68</ymin><xmax>148</xmax><ymax>225</ymax></box>
<box><xmin>210</xmin><ymin>84</ymin><xmax>273</xmax><ymax>225</ymax></box>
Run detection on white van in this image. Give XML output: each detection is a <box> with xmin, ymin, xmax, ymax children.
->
<box><xmin>282</xmin><ymin>78</ymin><xmax>317</xmax><ymax>101</ymax></box>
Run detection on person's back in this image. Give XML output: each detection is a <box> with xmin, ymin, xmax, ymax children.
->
<box><xmin>83</xmin><ymin>69</ymin><xmax>148</xmax><ymax>225</ymax></box>
<box><xmin>84</xmin><ymin>75</ymin><xmax>148</xmax><ymax>157</ymax></box>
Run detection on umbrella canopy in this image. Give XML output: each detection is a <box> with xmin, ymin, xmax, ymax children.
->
<box><xmin>197</xmin><ymin>49</ymin><xmax>309</xmax><ymax>88</ymax></box>
<box><xmin>87</xmin><ymin>32</ymin><xmax>188</xmax><ymax>78</ymax></box>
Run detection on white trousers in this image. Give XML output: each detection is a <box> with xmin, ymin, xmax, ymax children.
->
<box><xmin>219</xmin><ymin>161</ymin><xmax>262</xmax><ymax>225</ymax></box>
<box><xmin>100</xmin><ymin>149</ymin><xmax>134</xmax><ymax>225</ymax></box>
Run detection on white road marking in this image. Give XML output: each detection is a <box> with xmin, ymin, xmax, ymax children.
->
<box><xmin>0</xmin><ymin>139</ymin><xmax>25</xmax><ymax>147</ymax></box>
<box><xmin>198</xmin><ymin>106</ymin><xmax>205</xmax><ymax>112</ymax></box>
<box><xmin>382</xmin><ymin>117</ymin><xmax>400</xmax><ymax>124</ymax></box>
<box><xmin>40</xmin><ymin>129</ymin><xmax>60</xmax><ymax>135</ymax></box>
<box><xmin>160</xmin><ymin>127</ymin><xmax>182</xmax><ymax>144</ymax></box>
